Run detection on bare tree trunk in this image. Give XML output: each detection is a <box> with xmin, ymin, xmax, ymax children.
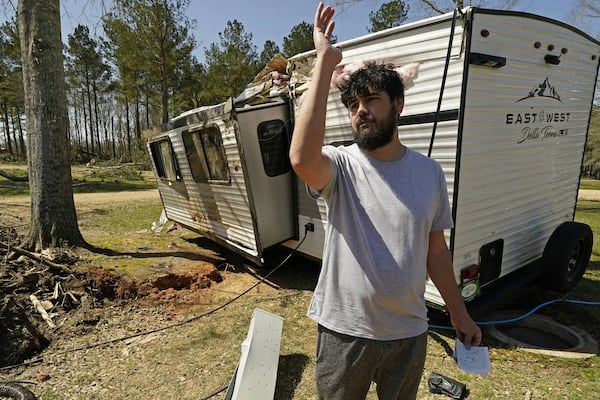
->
<box><xmin>145</xmin><ymin>91</ymin><xmax>150</xmax><ymax>129</ymax></box>
<box><xmin>15</xmin><ymin>107</ymin><xmax>26</xmax><ymax>159</ymax></box>
<box><xmin>81</xmin><ymin>87</ymin><xmax>90</xmax><ymax>153</ymax></box>
<box><xmin>93</xmin><ymin>82</ymin><xmax>102</xmax><ymax>158</ymax></box>
<box><xmin>125</xmin><ymin>96</ymin><xmax>131</xmax><ymax>155</ymax></box>
<box><xmin>85</xmin><ymin>73</ymin><xmax>95</xmax><ymax>155</ymax></box>
<box><xmin>110</xmin><ymin>116</ymin><xmax>116</xmax><ymax>159</ymax></box>
<box><xmin>18</xmin><ymin>0</ymin><xmax>84</xmax><ymax>250</ymax></box>
<box><xmin>73</xmin><ymin>96</ymin><xmax>82</xmax><ymax>149</ymax></box>
<box><xmin>2</xmin><ymin>98</ymin><xmax>13</xmax><ymax>156</ymax></box>
<box><xmin>135</xmin><ymin>94</ymin><xmax>141</xmax><ymax>137</ymax></box>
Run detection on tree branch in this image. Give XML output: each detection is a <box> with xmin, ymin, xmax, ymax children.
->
<box><xmin>420</xmin><ymin>0</ymin><xmax>447</xmax><ymax>14</ymax></box>
<box><xmin>0</xmin><ymin>242</ymin><xmax>72</xmax><ymax>274</ymax></box>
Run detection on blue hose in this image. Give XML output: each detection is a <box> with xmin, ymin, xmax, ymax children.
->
<box><xmin>428</xmin><ymin>299</ymin><xmax>600</xmax><ymax>330</ymax></box>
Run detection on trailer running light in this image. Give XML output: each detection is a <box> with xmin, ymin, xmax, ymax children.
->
<box><xmin>534</xmin><ymin>42</ymin><xmax>542</xmax><ymax>49</ymax></box>
<box><xmin>461</xmin><ymin>264</ymin><xmax>479</xmax><ymax>281</ymax></box>
<box><xmin>480</xmin><ymin>29</ymin><xmax>489</xmax><ymax>37</ymax></box>
<box><xmin>460</xmin><ymin>264</ymin><xmax>481</xmax><ymax>301</ymax></box>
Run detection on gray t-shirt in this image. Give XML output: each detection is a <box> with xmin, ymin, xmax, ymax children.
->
<box><xmin>307</xmin><ymin>144</ymin><xmax>453</xmax><ymax>340</ymax></box>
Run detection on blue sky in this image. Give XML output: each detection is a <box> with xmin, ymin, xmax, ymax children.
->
<box><xmin>1</xmin><ymin>0</ymin><xmax>596</xmax><ymax>62</ymax></box>
<box><xmin>175</xmin><ymin>0</ymin><xmax>586</xmax><ymax>54</ymax></box>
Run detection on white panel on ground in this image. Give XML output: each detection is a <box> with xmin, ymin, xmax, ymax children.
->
<box><xmin>230</xmin><ymin>308</ymin><xmax>284</xmax><ymax>400</ymax></box>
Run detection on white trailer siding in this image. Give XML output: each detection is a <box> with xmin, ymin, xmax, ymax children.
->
<box><xmin>146</xmin><ymin>7</ymin><xmax>598</xmax><ymax>311</ymax></box>
<box><xmin>285</xmin><ymin>12</ymin><xmax>466</xmax><ymax>259</ymax></box>
<box><xmin>285</xmin><ymin>8</ymin><xmax>599</xmax><ymax>308</ymax></box>
<box><xmin>451</xmin><ymin>10</ymin><xmax>599</xmax><ymax>282</ymax></box>
<box><xmin>146</xmin><ymin>100</ymin><xmax>295</xmax><ymax>261</ymax></box>
<box><xmin>147</xmin><ymin>103</ymin><xmax>261</xmax><ymax>257</ymax></box>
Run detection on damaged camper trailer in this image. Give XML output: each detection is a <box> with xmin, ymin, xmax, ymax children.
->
<box><xmin>144</xmin><ymin>8</ymin><xmax>599</xmax><ymax>314</ymax></box>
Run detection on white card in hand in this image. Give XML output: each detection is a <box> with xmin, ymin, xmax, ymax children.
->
<box><xmin>454</xmin><ymin>339</ymin><xmax>490</xmax><ymax>375</ymax></box>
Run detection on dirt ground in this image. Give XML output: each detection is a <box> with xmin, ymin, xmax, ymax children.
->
<box><xmin>1</xmin><ymin>187</ymin><xmax>598</xmax><ymax>399</ymax></box>
<box><xmin>0</xmin><ymin>188</ymin><xmax>325</xmax><ymax>399</ymax></box>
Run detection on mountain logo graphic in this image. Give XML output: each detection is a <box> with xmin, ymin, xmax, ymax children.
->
<box><xmin>516</xmin><ymin>77</ymin><xmax>562</xmax><ymax>103</ymax></box>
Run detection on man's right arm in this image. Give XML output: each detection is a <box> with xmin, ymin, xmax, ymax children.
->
<box><xmin>289</xmin><ymin>3</ymin><xmax>342</xmax><ymax>191</ymax></box>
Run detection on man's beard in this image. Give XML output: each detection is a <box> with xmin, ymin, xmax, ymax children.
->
<box><xmin>353</xmin><ymin>108</ymin><xmax>397</xmax><ymax>151</ymax></box>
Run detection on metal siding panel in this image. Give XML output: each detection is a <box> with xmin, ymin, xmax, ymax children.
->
<box><xmin>287</xmin><ymin>14</ymin><xmax>466</xmax><ymax>262</ymax></box>
<box><xmin>282</xmin><ymin>178</ymin><xmax>328</xmax><ymax>259</ymax></box>
<box><xmin>289</xmin><ymin>9</ymin><xmax>599</xmax><ymax>307</ymax></box>
<box><xmin>188</xmin><ymin>119</ymin><xmax>258</xmax><ymax>253</ymax></box>
<box><xmin>146</xmin><ymin>105</ymin><xmax>259</xmax><ymax>256</ymax></box>
<box><xmin>452</xmin><ymin>11</ymin><xmax>600</xmax><ymax>281</ymax></box>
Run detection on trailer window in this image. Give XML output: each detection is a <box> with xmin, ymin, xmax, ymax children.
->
<box><xmin>182</xmin><ymin>126</ymin><xmax>230</xmax><ymax>183</ymax></box>
<box><xmin>257</xmin><ymin>119</ymin><xmax>290</xmax><ymax>177</ymax></box>
<box><xmin>149</xmin><ymin>139</ymin><xmax>181</xmax><ymax>181</ymax></box>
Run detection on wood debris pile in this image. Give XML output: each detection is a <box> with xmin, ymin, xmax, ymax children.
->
<box><xmin>1</xmin><ymin>218</ymin><xmax>223</xmax><ymax>369</ymax></box>
<box><xmin>0</xmin><ymin>222</ymin><xmax>86</xmax><ymax>368</ymax></box>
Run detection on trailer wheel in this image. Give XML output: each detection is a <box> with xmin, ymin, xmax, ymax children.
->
<box><xmin>540</xmin><ymin>222</ymin><xmax>593</xmax><ymax>293</ymax></box>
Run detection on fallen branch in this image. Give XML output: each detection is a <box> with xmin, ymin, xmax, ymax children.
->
<box><xmin>0</xmin><ymin>242</ymin><xmax>72</xmax><ymax>274</ymax></box>
<box><xmin>30</xmin><ymin>294</ymin><xmax>56</xmax><ymax>328</ymax></box>
<box><xmin>0</xmin><ymin>169</ymin><xmax>28</xmax><ymax>182</ymax></box>
<box><xmin>93</xmin><ymin>163</ymin><xmax>144</xmax><ymax>170</ymax></box>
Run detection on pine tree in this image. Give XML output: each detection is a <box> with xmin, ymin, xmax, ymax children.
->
<box><xmin>367</xmin><ymin>1</ymin><xmax>409</xmax><ymax>33</ymax></box>
<box><xmin>201</xmin><ymin>20</ymin><xmax>260</xmax><ymax>104</ymax></box>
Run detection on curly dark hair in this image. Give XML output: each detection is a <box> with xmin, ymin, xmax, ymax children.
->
<box><xmin>338</xmin><ymin>62</ymin><xmax>404</xmax><ymax>108</ymax></box>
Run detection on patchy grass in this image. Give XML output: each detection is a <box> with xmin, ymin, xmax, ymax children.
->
<box><xmin>67</xmin><ymin>195</ymin><xmax>600</xmax><ymax>398</ymax></box>
<box><xmin>3</xmin><ymin>166</ymin><xmax>599</xmax><ymax>399</ymax></box>
<box><xmin>71</xmin><ymin>165</ymin><xmax>157</xmax><ymax>193</ymax></box>
<box><xmin>82</xmin><ymin>202</ymin><xmax>164</xmax><ymax>234</ymax></box>
<box><xmin>580</xmin><ymin>179</ymin><xmax>600</xmax><ymax>191</ymax></box>
<box><xmin>0</xmin><ymin>164</ymin><xmax>157</xmax><ymax>197</ymax></box>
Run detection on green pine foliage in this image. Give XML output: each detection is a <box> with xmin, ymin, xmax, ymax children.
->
<box><xmin>367</xmin><ymin>0</ymin><xmax>410</xmax><ymax>33</ymax></box>
<box><xmin>199</xmin><ymin>20</ymin><xmax>261</xmax><ymax>105</ymax></box>
<box><xmin>282</xmin><ymin>22</ymin><xmax>314</xmax><ymax>58</ymax></box>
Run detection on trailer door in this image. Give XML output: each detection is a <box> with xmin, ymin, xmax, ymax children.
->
<box><xmin>235</xmin><ymin>101</ymin><xmax>296</xmax><ymax>258</ymax></box>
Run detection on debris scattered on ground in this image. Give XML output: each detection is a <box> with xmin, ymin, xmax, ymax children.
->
<box><xmin>0</xmin><ymin>228</ymin><xmax>222</xmax><ymax>369</ymax></box>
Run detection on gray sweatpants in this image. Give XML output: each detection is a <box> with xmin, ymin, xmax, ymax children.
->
<box><xmin>315</xmin><ymin>325</ymin><xmax>428</xmax><ymax>400</ymax></box>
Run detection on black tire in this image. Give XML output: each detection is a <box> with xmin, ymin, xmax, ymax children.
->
<box><xmin>0</xmin><ymin>383</ymin><xmax>37</xmax><ymax>400</ymax></box>
<box><xmin>539</xmin><ymin>222</ymin><xmax>593</xmax><ymax>293</ymax></box>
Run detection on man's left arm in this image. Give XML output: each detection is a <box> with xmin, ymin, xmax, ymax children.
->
<box><xmin>427</xmin><ymin>230</ymin><xmax>482</xmax><ymax>347</ymax></box>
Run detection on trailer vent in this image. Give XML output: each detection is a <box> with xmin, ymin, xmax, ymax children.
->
<box><xmin>544</xmin><ymin>54</ymin><xmax>561</xmax><ymax>65</ymax></box>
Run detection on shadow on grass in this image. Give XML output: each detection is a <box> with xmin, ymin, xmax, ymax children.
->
<box><xmin>428</xmin><ymin>329</ymin><xmax>455</xmax><ymax>356</ymax></box>
<box><xmin>184</xmin><ymin>237</ymin><xmax>321</xmax><ymax>291</ymax></box>
<box><xmin>275</xmin><ymin>353</ymin><xmax>310</xmax><ymax>400</ymax></box>
<box><xmin>81</xmin><ymin>241</ymin><xmax>221</xmax><ymax>264</ymax></box>
<box><xmin>72</xmin><ymin>181</ymin><xmax>157</xmax><ymax>193</ymax></box>
<box><xmin>0</xmin><ymin>180</ymin><xmax>157</xmax><ymax>197</ymax></box>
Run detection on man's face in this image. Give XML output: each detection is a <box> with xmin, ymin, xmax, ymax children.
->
<box><xmin>347</xmin><ymin>88</ymin><xmax>403</xmax><ymax>151</ymax></box>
